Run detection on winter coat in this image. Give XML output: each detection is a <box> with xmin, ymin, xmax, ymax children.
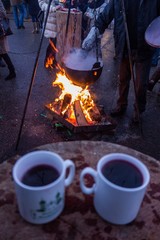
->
<box><xmin>0</xmin><ymin>0</ymin><xmax>7</xmax><ymax>54</ymax></box>
<box><xmin>10</xmin><ymin>0</ymin><xmax>23</xmax><ymax>6</ymax></box>
<box><xmin>26</xmin><ymin>0</ymin><xmax>40</xmax><ymax>17</ymax></box>
<box><xmin>38</xmin><ymin>0</ymin><xmax>58</xmax><ymax>38</ymax></box>
<box><xmin>96</xmin><ymin>0</ymin><xmax>160</xmax><ymax>61</ymax></box>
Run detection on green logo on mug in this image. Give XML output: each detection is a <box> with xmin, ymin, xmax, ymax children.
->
<box><xmin>31</xmin><ymin>192</ymin><xmax>63</xmax><ymax>219</ymax></box>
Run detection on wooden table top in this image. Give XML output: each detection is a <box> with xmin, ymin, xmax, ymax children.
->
<box><xmin>0</xmin><ymin>141</ymin><xmax>160</xmax><ymax>240</ymax></box>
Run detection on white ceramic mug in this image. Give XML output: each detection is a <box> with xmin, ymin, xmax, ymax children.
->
<box><xmin>80</xmin><ymin>153</ymin><xmax>150</xmax><ymax>225</ymax></box>
<box><xmin>13</xmin><ymin>150</ymin><xmax>75</xmax><ymax>224</ymax></box>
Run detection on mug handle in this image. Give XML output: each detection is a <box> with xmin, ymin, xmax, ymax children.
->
<box><xmin>80</xmin><ymin>167</ymin><xmax>97</xmax><ymax>194</ymax></box>
<box><xmin>64</xmin><ymin>160</ymin><xmax>75</xmax><ymax>187</ymax></box>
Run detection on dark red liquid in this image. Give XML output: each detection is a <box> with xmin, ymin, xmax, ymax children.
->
<box><xmin>22</xmin><ymin>164</ymin><xmax>60</xmax><ymax>187</ymax></box>
<box><xmin>102</xmin><ymin>160</ymin><xmax>143</xmax><ymax>188</ymax></box>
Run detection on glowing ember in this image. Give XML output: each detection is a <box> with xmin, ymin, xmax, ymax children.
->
<box><xmin>48</xmin><ymin>71</ymin><xmax>98</xmax><ymax>124</ymax></box>
<box><xmin>45</xmin><ymin>57</ymin><xmax>55</xmax><ymax>69</ymax></box>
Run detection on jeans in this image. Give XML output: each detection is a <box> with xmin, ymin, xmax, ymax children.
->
<box><xmin>12</xmin><ymin>3</ymin><xmax>25</xmax><ymax>28</ymax></box>
<box><xmin>23</xmin><ymin>2</ymin><xmax>29</xmax><ymax>19</ymax></box>
<box><xmin>117</xmin><ymin>56</ymin><xmax>151</xmax><ymax>113</ymax></box>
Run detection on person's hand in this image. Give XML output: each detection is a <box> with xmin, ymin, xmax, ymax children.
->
<box><xmin>82</xmin><ymin>27</ymin><xmax>99</xmax><ymax>51</ymax></box>
<box><xmin>82</xmin><ymin>38</ymin><xmax>94</xmax><ymax>51</ymax></box>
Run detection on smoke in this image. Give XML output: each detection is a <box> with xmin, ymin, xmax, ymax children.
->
<box><xmin>63</xmin><ymin>48</ymin><xmax>103</xmax><ymax>70</ymax></box>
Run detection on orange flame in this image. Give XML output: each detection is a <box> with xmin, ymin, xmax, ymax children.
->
<box><xmin>49</xmin><ymin>70</ymin><xmax>97</xmax><ymax>124</ymax></box>
<box><xmin>45</xmin><ymin>40</ymin><xmax>59</xmax><ymax>69</ymax></box>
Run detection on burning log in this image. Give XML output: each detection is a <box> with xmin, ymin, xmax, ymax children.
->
<box><xmin>61</xmin><ymin>94</ymin><xmax>72</xmax><ymax>113</ymax></box>
<box><xmin>49</xmin><ymin>100</ymin><xmax>63</xmax><ymax>115</ymax></box>
<box><xmin>63</xmin><ymin>106</ymin><xmax>73</xmax><ymax>120</ymax></box>
<box><xmin>74</xmin><ymin>100</ymin><xmax>88</xmax><ymax>126</ymax></box>
<box><xmin>88</xmin><ymin>105</ymin><xmax>102</xmax><ymax>122</ymax></box>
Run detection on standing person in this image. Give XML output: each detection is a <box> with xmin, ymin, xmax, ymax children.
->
<box><xmin>82</xmin><ymin>0</ymin><xmax>160</xmax><ymax>123</ymax></box>
<box><xmin>38</xmin><ymin>0</ymin><xmax>61</xmax><ymax>69</ymax></box>
<box><xmin>0</xmin><ymin>0</ymin><xmax>16</xmax><ymax>80</ymax></box>
<box><xmin>10</xmin><ymin>0</ymin><xmax>25</xmax><ymax>29</ymax></box>
<box><xmin>26</xmin><ymin>0</ymin><xmax>41</xmax><ymax>33</ymax></box>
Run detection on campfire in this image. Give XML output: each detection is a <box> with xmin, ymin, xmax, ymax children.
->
<box><xmin>45</xmin><ymin>67</ymin><xmax>116</xmax><ymax>133</ymax></box>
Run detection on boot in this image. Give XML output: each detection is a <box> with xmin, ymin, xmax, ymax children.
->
<box><xmin>1</xmin><ymin>54</ymin><xmax>16</xmax><ymax>80</ymax></box>
<box><xmin>32</xmin><ymin>22</ymin><xmax>36</xmax><ymax>33</ymax></box>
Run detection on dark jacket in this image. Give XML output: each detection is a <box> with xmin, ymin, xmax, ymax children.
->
<box><xmin>26</xmin><ymin>0</ymin><xmax>40</xmax><ymax>16</ymax></box>
<box><xmin>96</xmin><ymin>0</ymin><xmax>160</xmax><ymax>61</ymax></box>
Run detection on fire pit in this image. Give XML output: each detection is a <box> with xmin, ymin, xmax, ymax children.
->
<box><xmin>45</xmin><ymin>70</ymin><xmax>116</xmax><ymax>133</ymax></box>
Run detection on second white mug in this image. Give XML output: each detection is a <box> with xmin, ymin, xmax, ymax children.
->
<box><xmin>80</xmin><ymin>153</ymin><xmax>150</xmax><ymax>225</ymax></box>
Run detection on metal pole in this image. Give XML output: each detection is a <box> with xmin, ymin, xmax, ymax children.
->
<box><xmin>92</xmin><ymin>0</ymin><xmax>101</xmax><ymax>69</ymax></box>
<box><xmin>120</xmin><ymin>0</ymin><xmax>143</xmax><ymax>134</ymax></box>
<box><xmin>15</xmin><ymin>0</ymin><xmax>53</xmax><ymax>151</ymax></box>
<box><xmin>65</xmin><ymin>0</ymin><xmax>72</xmax><ymax>39</ymax></box>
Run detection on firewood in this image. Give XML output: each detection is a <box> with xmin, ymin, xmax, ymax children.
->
<box><xmin>88</xmin><ymin>105</ymin><xmax>102</xmax><ymax>122</ymax></box>
<box><xmin>46</xmin><ymin>100</ymin><xmax>63</xmax><ymax>115</ymax></box>
<box><xmin>74</xmin><ymin>100</ymin><xmax>88</xmax><ymax>126</ymax></box>
<box><xmin>63</xmin><ymin>106</ymin><xmax>72</xmax><ymax>119</ymax></box>
<box><xmin>61</xmin><ymin>94</ymin><xmax>72</xmax><ymax>113</ymax></box>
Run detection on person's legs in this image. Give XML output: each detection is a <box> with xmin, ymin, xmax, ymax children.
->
<box><xmin>17</xmin><ymin>3</ymin><xmax>25</xmax><ymax>28</ymax></box>
<box><xmin>0</xmin><ymin>56</ymin><xmax>5</xmax><ymax>67</ymax></box>
<box><xmin>31</xmin><ymin>16</ymin><xmax>36</xmax><ymax>33</ymax></box>
<box><xmin>23</xmin><ymin>2</ymin><xmax>29</xmax><ymax>19</ymax></box>
<box><xmin>134</xmin><ymin>58</ymin><xmax>151</xmax><ymax>113</ymax></box>
<box><xmin>117</xmin><ymin>57</ymin><xmax>131</xmax><ymax>107</ymax></box>
<box><xmin>111</xmin><ymin>57</ymin><xmax>131</xmax><ymax>116</ymax></box>
<box><xmin>31</xmin><ymin>16</ymin><xmax>39</xmax><ymax>33</ymax></box>
<box><xmin>12</xmin><ymin>5</ymin><xmax>20</xmax><ymax>28</ymax></box>
<box><xmin>35</xmin><ymin>16</ymin><xmax>40</xmax><ymax>33</ymax></box>
<box><xmin>1</xmin><ymin>53</ymin><xmax>16</xmax><ymax>80</ymax></box>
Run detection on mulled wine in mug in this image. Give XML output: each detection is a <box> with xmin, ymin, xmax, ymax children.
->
<box><xmin>80</xmin><ymin>153</ymin><xmax>150</xmax><ymax>225</ymax></box>
<box><xmin>13</xmin><ymin>150</ymin><xmax>75</xmax><ymax>224</ymax></box>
